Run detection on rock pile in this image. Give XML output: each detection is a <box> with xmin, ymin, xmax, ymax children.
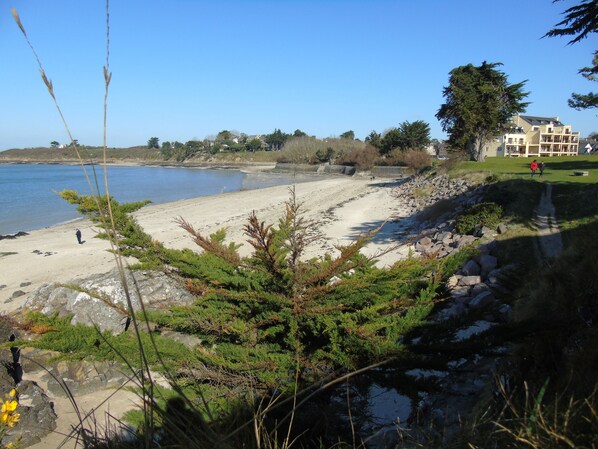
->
<box><xmin>433</xmin><ymin>246</ymin><xmax>513</xmax><ymax>324</ymax></box>
<box><xmin>367</xmin><ymin>173</ymin><xmax>516</xmax><ymax>447</ymax></box>
<box><xmin>389</xmin><ymin>173</ymin><xmax>505</xmax><ymax>260</ymax></box>
<box><xmin>393</xmin><ymin>174</ymin><xmax>482</xmax><ymax>222</ymax></box>
<box><xmin>391</xmin><ymin>173</ymin><xmax>512</xmax><ymax>323</ymax></box>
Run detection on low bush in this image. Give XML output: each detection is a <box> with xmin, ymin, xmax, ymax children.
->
<box><xmin>381</xmin><ymin>149</ymin><xmax>432</xmax><ymax>172</ymax></box>
<box><xmin>455</xmin><ymin>202</ymin><xmax>503</xmax><ymax>235</ymax></box>
<box><xmin>334</xmin><ymin>143</ymin><xmax>380</xmax><ymax>169</ymax></box>
<box><xmin>277</xmin><ymin>137</ymin><xmax>374</xmax><ymax>166</ymax></box>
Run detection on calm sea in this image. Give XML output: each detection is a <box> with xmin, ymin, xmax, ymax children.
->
<box><xmin>0</xmin><ymin>164</ymin><xmax>302</xmax><ymax>235</ymax></box>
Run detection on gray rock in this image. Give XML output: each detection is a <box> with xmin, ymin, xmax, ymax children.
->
<box><xmin>415</xmin><ymin>241</ymin><xmax>432</xmax><ymax>253</ymax></box>
<box><xmin>454</xmin><ymin>295</ymin><xmax>471</xmax><ymax>305</ymax></box>
<box><xmin>446</xmin><ymin>275</ymin><xmax>460</xmax><ymax>289</ymax></box>
<box><xmin>487</xmin><ymin>282</ymin><xmax>510</xmax><ymax>295</ymax></box>
<box><xmin>419</xmin><ymin>236</ymin><xmax>433</xmax><ymax>246</ymax></box>
<box><xmin>469</xmin><ymin>291</ymin><xmax>496</xmax><ymax>309</ymax></box>
<box><xmin>458</xmin><ymin>275</ymin><xmax>482</xmax><ymax>286</ymax></box>
<box><xmin>437</xmin><ymin>250</ymin><xmax>449</xmax><ymax>258</ymax></box>
<box><xmin>43</xmin><ymin>360</ymin><xmax>131</xmax><ymax>397</ymax></box>
<box><xmin>10</xmin><ymin>290</ymin><xmax>26</xmax><ymax>299</ymax></box>
<box><xmin>479</xmin><ymin>226</ymin><xmax>494</xmax><ymax>237</ymax></box>
<box><xmin>470</xmin><ymin>282</ymin><xmax>491</xmax><ymax>297</ymax></box>
<box><xmin>435</xmin><ymin>302</ymin><xmax>467</xmax><ymax>321</ymax></box>
<box><xmin>424</xmin><ymin>243</ymin><xmax>445</xmax><ymax>257</ymax></box>
<box><xmin>3</xmin><ymin>380</ymin><xmax>57</xmax><ymax>447</ymax></box>
<box><xmin>453</xmin><ymin>320</ymin><xmax>496</xmax><ymax>341</ymax></box>
<box><xmin>19</xmin><ymin>348</ymin><xmax>62</xmax><ymax>374</ymax></box>
<box><xmin>453</xmin><ymin>235</ymin><xmax>477</xmax><ymax>248</ymax></box>
<box><xmin>461</xmin><ymin>260</ymin><xmax>481</xmax><ymax>276</ymax></box>
<box><xmin>475</xmin><ymin>254</ymin><xmax>498</xmax><ymax>275</ymax></box>
<box><xmin>497</xmin><ymin>223</ymin><xmax>508</xmax><ymax>234</ymax></box>
<box><xmin>436</xmin><ymin>231</ymin><xmax>452</xmax><ymax>243</ymax></box>
<box><xmin>24</xmin><ymin>268</ymin><xmax>195</xmax><ymax>333</ymax></box>
<box><xmin>485</xmin><ymin>269</ymin><xmax>503</xmax><ymax>284</ymax></box>
<box><xmin>450</xmin><ymin>286</ymin><xmax>470</xmax><ymax>299</ymax></box>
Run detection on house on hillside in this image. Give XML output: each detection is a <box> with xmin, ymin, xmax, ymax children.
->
<box><xmin>489</xmin><ymin>115</ymin><xmax>580</xmax><ymax>158</ymax></box>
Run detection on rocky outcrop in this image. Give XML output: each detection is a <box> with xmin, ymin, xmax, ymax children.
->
<box><xmin>24</xmin><ymin>268</ymin><xmax>195</xmax><ymax>334</ymax></box>
<box><xmin>7</xmin><ymin>380</ymin><xmax>57</xmax><ymax>447</ymax></box>
<box><xmin>0</xmin><ymin>346</ymin><xmax>57</xmax><ymax>447</ymax></box>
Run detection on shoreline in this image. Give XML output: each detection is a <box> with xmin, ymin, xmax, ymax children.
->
<box><xmin>0</xmin><ymin>176</ymin><xmax>414</xmax><ymax>314</ymax></box>
<box><xmin>0</xmin><ymin>163</ymin><xmax>338</xmax><ymax>236</ymax></box>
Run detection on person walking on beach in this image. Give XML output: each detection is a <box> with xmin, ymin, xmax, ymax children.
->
<box><xmin>75</xmin><ymin>229</ymin><xmax>82</xmax><ymax>244</ymax></box>
<box><xmin>539</xmin><ymin>161</ymin><xmax>546</xmax><ymax>176</ymax></box>
<box><xmin>530</xmin><ymin>159</ymin><xmax>539</xmax><ymax>177</ymax></box>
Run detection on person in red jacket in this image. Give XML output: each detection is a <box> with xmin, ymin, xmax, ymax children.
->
<box><xmin>530</xmin><ymin>159</ymin><xmax>539</xmax><ymax>177</ymax></box>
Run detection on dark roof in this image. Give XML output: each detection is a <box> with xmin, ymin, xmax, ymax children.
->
<box><xmin>520</xmin><ymin>115</ymin><xmax>563</xmax><ymax>126</ymax></box>
<box><xmin>506</xmin><ymin>126</ymin><xmax>526</xmax><ymax>134</ymax></box>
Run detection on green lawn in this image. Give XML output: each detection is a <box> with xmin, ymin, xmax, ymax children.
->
<box><xmin>454</xmin><ymin>155</ymin><xmax>598</xmax><ymax>184</ymax></box>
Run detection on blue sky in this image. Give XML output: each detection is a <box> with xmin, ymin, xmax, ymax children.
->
<box><xmin>0</xmin><ymin>0</ymin><xmax>596</xmax><ymax>150</ymax></box>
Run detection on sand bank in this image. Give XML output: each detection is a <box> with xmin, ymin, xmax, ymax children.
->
<box><xmin>0</xmin><ymin>176</ymin><xmax>414</xmax><ymax>314</ymax></box>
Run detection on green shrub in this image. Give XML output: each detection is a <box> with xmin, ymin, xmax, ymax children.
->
<box><xmin>455</xmin><ymin>202</ymin><xmax>503</xmax><ymax>235</ymax></box>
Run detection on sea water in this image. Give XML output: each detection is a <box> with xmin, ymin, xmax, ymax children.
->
<box><xmin>0</xmin><ymin>164</ymin><xmax>301</xmax><ymax>235</ymax></box>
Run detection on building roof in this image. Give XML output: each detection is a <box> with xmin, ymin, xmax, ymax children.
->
<box><xmin>519</xmin><ymin>115</ymin><xmax>563</xmax><ymax>126</ymax></box>
<box><xmin>506</xmin><ymin>126</ymin><xmax>526</xmax><ymax>134</ymax></box>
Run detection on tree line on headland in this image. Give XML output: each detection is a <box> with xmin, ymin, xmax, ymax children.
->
<box><xmin>0</xmin><ymin>61</ymin><xmax>557</xmax><ymax>165</ymax></box>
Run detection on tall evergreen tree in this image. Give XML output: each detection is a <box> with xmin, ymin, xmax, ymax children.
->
<box><xmin>545</xmin><ymin>0</ymin><xmax>598</xmax><ymax>110</ymax></box>
<box><xmin>397</xmin><ymin>120</ymin><xmax>431</xmax><ymax>150</ymax></box>
<box><xmin>365</xmin><ymin>130</ymin><xmax>382</xmax><ymax>150</ymax></box>
<box><xmin>265</xmin><ymin>128</ymin><xmax>289</xmax><ymax>151</ymax></box>
<box><xmin>436</xmin><ymin>61</ymin><xmax>529</xmax><ymax>161</ymax></box>
<box><xmin>147</xmin><ymin>137</ymin><xmax>160</xmax><ymax>149</ymax></box>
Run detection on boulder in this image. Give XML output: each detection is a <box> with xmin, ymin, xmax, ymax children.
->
<box><xmin>450</xmin><ymin>286</ymin><xmax>470</xmax><ymax>300</ymax></box>
<box><xmin>497</xmin><ymin>223</ymin><xmax>508</xmax><ymax>234</ymax></box>
<box><xmin>461</xmin><ymin>260</ymin><xmax>481</xmax><ymax>276</ymax></box>
<box><xmin>458</xmin><ymin>276</ymin><xmax>482</xmax><ymax>286</ymax></box>
<box><xmin>446</xmin><ymin>275</ymin><xmax>460</xmax><ymax>289</ymax></box>
<box><xmin>468</xmin><ymin>291</ymin><xmax>496</xmax><ymax>309</ymax></box>
<box><xmin>453</xmin><ymin>235</ymin><xmax>477</xmax><ymax>248</ymax></box>
<box><xmin>485</xmin><ymin>269</ymin><xmax>503</xmax><ymax>284</ymax></box>
<box><xmin>3</xmin><ymin>380</ymin><xmax>57</xmax><ymax>447</ymax></box>
<box><xmin>24</xmin><ymin>268</ymin><xmax>195</xmax><ymax>333</ymax></box>
<box><xmin>434</xmin><ymin>302</ymin><xmax>467</xmax><ymax>321</ymax></box>
<box><xmin>474</xmin><ymin>254</ymin><xmax>498</xmax><ymax>276</ymax></box>
<box><xmin>469</xmin><ymin>282</ymin><xmax>491</xmax><ymax>297</ymax></box>
<box><xmin>43</xmin><ymin>360</ymin><xmax>131</xmax><ymax>397</ymax></box>
<box><xmin>477</xmin><ymin>226</ymin><xmax>494</xmax><ymax>238</ymax></box>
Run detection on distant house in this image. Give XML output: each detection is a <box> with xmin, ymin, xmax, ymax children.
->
<box><xmin>489</xmin><ymin>115</ymin><xmax>580</xmax><ymax>158</ymax></box>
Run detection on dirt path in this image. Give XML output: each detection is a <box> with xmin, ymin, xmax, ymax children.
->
<box><xmin>534</xmin><ymin>183</ymin><xmax>563</xmax><ymax>259</ymax></box>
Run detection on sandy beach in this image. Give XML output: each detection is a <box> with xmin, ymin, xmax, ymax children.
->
<box><xmin>0</xmin><ymin>176</ymin><xmax>414</xmax><ymax>315</ymax></box>
<box><xmin>0</xmin><ymin>175</ymin><xmax>417</xmax><ymax>448</ymax></box>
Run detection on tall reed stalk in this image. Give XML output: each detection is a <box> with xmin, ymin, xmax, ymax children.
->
<box><xmin>10</xmin><ymin>3</ymin><xmax>179</xmax><ymax>447</ymax></box>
